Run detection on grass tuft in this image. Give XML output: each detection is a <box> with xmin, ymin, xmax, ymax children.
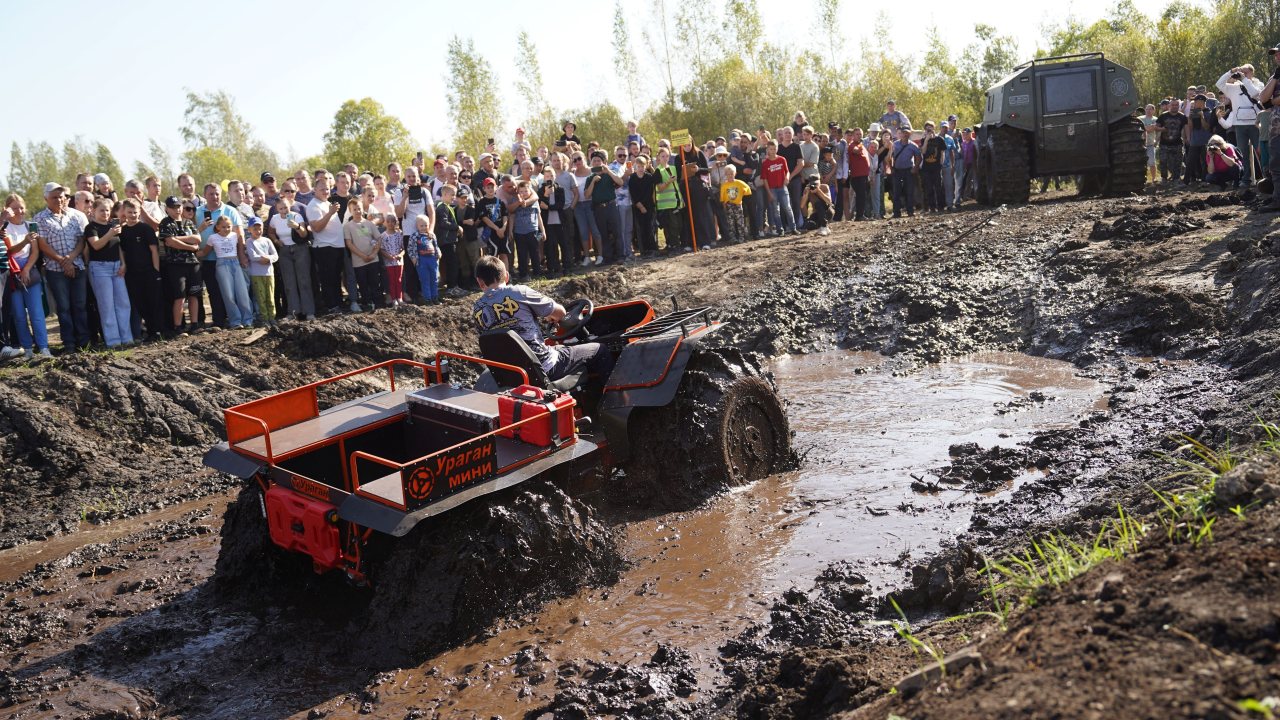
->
<box><xmin>873</xmin><ymin>597</ymin><xmax>948</xmax><ymax>676</ymax></box>
<box><xmin>985</xmin><ymin>505</ymin><xmax>1145</xmax><ymax>608</ymax></box>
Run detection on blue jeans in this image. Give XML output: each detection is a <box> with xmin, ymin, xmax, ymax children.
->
<box><xmin>768</xmin><ymin>187</ymin><xmax>796</xmax><ymax>233</ymax></box>
<box><xmin>416</xmin><ymin>256</ymin><xmax>439</xmax><ymax>300</ymax></box>
<box><xmin>45</xmin><ymin>266</ymin><xmax>90</xmax><ymax>350</ymax></box>
<box><xmin>88</xmin><ymin>260</ymin><xmax>133</xmax><ymax>347</ymax></box>
<box><xmin>9</xmin><ymin>272</ymin><xmax>49</xmax><ymax>351</ymax></box>
<box><xmin>573</xmin><ymin>202</ymin><xmax>600</xmax><ymax>256</ymax></box>
<box><xmin>215</xmin><ymin>257</ymin><xmax>253</xmax><ymax>327</ymax></box>
<box><xmin>869</xmin><ymin>174</ymin><xmax>882</xmax><ymax>218</ymax></box>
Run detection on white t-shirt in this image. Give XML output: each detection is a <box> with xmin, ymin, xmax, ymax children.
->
<box><xmin>4</xmin><ymin>222</ymin><xmax>31</xmax><ymax>264</ymax></box>
<box><xmin>268</xmin><ymin>212</ymin><xmax>301</xmax><ymax>247</ymax></box>
<box><xmin>306</xmin><ymin>198</ymin><xmax>344</xmax><ymax>249</ymax></box>
<box><xmin>142</xmin><ymin>199</ymin><xmax>164</xmax><ymax>224</ymax></box>
<box><xmin>209</xmin><ymin>232</ymin><xmax>240</xmax><ymax>259</ymax></box>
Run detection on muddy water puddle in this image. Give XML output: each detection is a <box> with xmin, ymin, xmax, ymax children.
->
<box><xmin>0</xmin><ymin>492</ymin><xmax>233</xmax><ymax>583</ymax></box>
<box><xmin>338</xmin><ymin>351</ymin><xmax>1102</xmax><ymax>719</ymax></box>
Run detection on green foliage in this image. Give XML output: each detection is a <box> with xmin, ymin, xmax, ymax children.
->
<box><xmin>1150</xmin><ymin>434</ymin><xmax>1234</xmax><ymax>545</ymax></box>
<box><xmin>945</xmin><ymin>556</ymin><xmax>1012</xmax><ymax>630</ymax></box>
<box><xmin>873</xmin><ymin>597</ymin><xmax>947</xmax><ymax>674</ymax></box>
<box><xmin>446</xmin><ymin>36</ymin><xmax>502</xmax><ymax>157</ymax></box>
<box><xmin>1238</xmin><ymin>696</ymin><xmax>1279</xmax><ymax>718</ymax></box>
<box><xmin>178</xmin><ymin>90</ymin><xmax>280</xmax><ymax>185</ymax></box>
<box><xmin>132</xmin><ymin>139</ymin><xmax>177</xmax><ymax>189</ymax></box>
<box><xmin>6</xmin><ymin>137</ymin><xmax>127</xmax><ymax>206</ymax></box>
<box><xmin>321</xmin><ymin>98</ymin><xmax>417</xmax><ymax>176</ymax></box>
<box><xmin>613</xmin><ymin>3</ymin><xmax>643</xmax><ymax>121</ymax></box>
<box><xmin>986</xmin><ymin>506</ymin><xmax>1147</xmax><ymax>606</ymax></box>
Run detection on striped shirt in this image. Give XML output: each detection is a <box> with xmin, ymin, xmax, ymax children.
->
<box><xmin>34</xmin><ymin>207</ymin><xmax>88</xmax><ymax>272</ymax></box>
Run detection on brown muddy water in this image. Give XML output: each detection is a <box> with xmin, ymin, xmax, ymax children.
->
<box><xmin>313</xmin><ymin>350</ymin><xmax>1102</xmax><ymax>719</ymax></box>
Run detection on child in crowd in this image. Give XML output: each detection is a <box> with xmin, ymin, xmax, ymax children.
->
<box><xmin>379</xmin><ymin>214</ymin><xmax>405</xmax><ymax>306</ymax></box>
<box><xmin>509</xmin><ymin>180</ymin><xmax>543</xmax><ymax>279</ymax></box>
<box><xmin>410</xmin><ymin>213</ymin><xmax>439</xmax><ymax>303</ymax></box>
<box><xmin>434</xmin><ymin>185</ymin><xmax>461</xmax><ymax>294</ymax></box>
<box><xmin>83</xmin><ymin>198</ymin><xmax>134</xmax><ymax>348</ymax></box>
<box><xmin>245</xmin><ymin>217</ymin><xmax>278</xmax><ymax>325</ymax></box>
<box><xmin>117</xmin><ymin>199</ymin><xmax>161</xmax><ymax>340</ymax></box>
<box><xmin>718</xmin><ymin>165</ymin><xmax>753</xmax><ymax>244</ymax></box>
<box><xmin>760</xmin><ymin>141</ymin><xmax>796</xmax><ymax>236</ymax></box>
<box><xmin>200</xmin><ymin>215</ymin><xmax>254</xmax><ymax>329</ymax></box>
<box><xmin>344</xmin><ymin>199</ymin><xmax>383</xmax><ymax>310</ymax></box>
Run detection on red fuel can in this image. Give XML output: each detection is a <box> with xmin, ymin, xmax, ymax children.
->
<box><xmin>264</xmin><ymin>484</ymin><xmax>343</xmax><ymax>573</ymax></box>
<box><xmin>497</xmin><ymin>385</ymin><xmax>577</xmax><ymax>446</ymax></box>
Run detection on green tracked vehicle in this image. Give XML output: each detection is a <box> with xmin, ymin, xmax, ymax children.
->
<box><xmin>976</xmin><ymin>53</ymin><xmax>1146</xmax><ymax>204</ymax></box>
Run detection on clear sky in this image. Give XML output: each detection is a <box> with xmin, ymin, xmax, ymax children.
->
<box><xmin>3</xmin><ymin>0</ymin><xmax>1199</xmax><ymax>183</ymax></box>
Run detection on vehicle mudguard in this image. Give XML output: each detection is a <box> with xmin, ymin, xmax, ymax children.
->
<box><xmin>596</xmin><ymin>326</ymin><xmax>723</xmax><ymax>463</ymax></box>
<box><xmin>203</xmin><ymin>441</ymin><xmax>266</xmax><ymax>479</ymax></box>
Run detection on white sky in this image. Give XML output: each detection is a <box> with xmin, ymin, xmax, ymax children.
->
<box><xmin>3</xmin><ymin>0</ymin><xmax>1200</xmax><ymax>182</ymax></box>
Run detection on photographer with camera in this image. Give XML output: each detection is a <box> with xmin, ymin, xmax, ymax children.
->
<box><xmin>1204</xmin><ymin>135</ymin><xmax>1243</xmax><ymax>189</ymax></box>
<box><xmin>1217</xmin><ymin>64</ymin><xmax>1266</xmax><ymax>184</ymax></box>
<box><xmin>800</xmin><ymin>176</ymin><xmax>833</xmax><ymax>236</ymax></box>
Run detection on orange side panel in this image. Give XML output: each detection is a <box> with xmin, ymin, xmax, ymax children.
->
<box><xmin>226</xmin><ymin>386</ymin><xmax>319</xmax><ymax>444</ymax></box>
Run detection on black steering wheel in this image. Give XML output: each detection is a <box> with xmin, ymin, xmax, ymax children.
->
<box><xmin>550</xmin><ymin>297</ymin><xmax>594</xmax><ymax>342</ymax></box>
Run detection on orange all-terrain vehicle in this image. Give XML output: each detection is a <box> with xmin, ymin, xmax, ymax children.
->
<box><xmin>204</xmin><ymin>297</ymin><xmax>790</xmax><ymax>586</ymax></box>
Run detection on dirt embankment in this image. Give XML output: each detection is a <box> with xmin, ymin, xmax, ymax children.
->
<box><xmin>1</xmin><ymin>188</ymin><xmax>1279</xmax><ymax>719</ymax></box>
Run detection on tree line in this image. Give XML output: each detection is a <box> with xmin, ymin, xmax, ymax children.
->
<box><xmin>7</xmin><ymin>0</ymin><xmax>1277</xmax><ymax>206</ymax></box>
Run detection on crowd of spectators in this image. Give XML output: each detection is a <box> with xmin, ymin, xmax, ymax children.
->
<box><xmin>0</xmin><ymin>105</ymin><xmax>982</xmax><ymax>360</ymax></box>
<box><xmin>10</xmin><ymin>53</ymin><xmax>1277</xmax><ymax>363</ymax></box>
<box><xmin>1141</xmin><ymin>49</ymin><xmax>1280</xmax><ymax>195</ymax></box>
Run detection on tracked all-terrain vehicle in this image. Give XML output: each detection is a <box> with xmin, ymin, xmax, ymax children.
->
<box><xmin>976</xmin><ymin>53</ymin><xmax>1146</xmax><ymax>205</ymax></box>
<box><xmin>204</xmin><ymin>297</ymin><xmax>790</xmax><ymax>586</ymax></box>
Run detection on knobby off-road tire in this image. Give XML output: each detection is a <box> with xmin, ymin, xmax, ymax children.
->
<box><xmin>627</xmin><ymin>348</ymin><xmax>792</xmax><ymax>507</ymax></box>
<box><xmin>1101</xmin><ymin>116</ymin><xmax>1147</xmax><ymax>197</ymax></box>
<box><xmin>976</xmin><ymin>126</ymin><xmax>1031</xmax><ymax>206</ymax></box>
<box><xmin>359</xmin><ymin>482</ymin><xmax>620</xmax><ymax>663</ymax></box>
<box><xmin>214</xmin><ymin>484</ymin><xmax>312</xmax><ymax>599</ymax></box>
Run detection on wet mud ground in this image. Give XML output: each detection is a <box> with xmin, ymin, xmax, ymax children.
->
<box><xmin>3</xmin><ymin>187</ymin><xmax>1280</xmax><ymax>718</ymax></box>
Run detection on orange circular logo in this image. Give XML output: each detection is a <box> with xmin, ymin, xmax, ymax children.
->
<box><xmin>406</xmin><ymin>465</ymin><xmax>435</xmax><ymax>500</ymax></box>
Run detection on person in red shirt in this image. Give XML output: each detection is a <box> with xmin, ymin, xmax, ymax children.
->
<box><xmin>846</xmin><ymin>128</ymin><xmax>872</xmax><ymax>220</ymax></box>
<box><xmin>760</xmin><ymin>140</ymin><xmax>797</xmax><ymax>235</ymax></box>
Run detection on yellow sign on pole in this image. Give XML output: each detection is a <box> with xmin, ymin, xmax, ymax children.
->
<box><xmin>670</xmin><ymin>128</ymin><xmax>692</xmax><ymax>148</ymax></box>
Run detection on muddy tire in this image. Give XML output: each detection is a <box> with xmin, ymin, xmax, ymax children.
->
<box><xmin>627</xmin><ymin>348</ymin><xmax>792</xmax><ymax>505</ymax></box>
<box><xmin>976</xmin><ymin>126</ymin><xmax>1030</xmax><ymax>206</ymax></box>
<box><xmin>214</xmin><ymin>484</ymin><xmax>312</xmax><ymax>599</ymax></box>
<box><xmin>358</xmin><ymin>482</ymin><xmax>620</xmax><ymax>662</ymax></box>
<box><xmin>1101</xmin><ymin>116</ymin><xmax>1147</xmax><ymax>197</ymax></box>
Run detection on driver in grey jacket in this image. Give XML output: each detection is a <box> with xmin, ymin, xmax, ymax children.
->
<box><xmin>472</xmin><ymin>256</ymin><xmax>614</xmax><ymax>382</ymax></box>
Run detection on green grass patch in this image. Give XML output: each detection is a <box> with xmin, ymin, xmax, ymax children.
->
<box><xmin>984</xmin><ymin>505</ymin><xmax>1146</xmax><ymax>608</ymax></box>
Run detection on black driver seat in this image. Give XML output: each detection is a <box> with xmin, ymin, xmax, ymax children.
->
<box><xmin>478</xmin><ymin>330</ymin><xmax>584</xmax><ymax>392</ymax></box>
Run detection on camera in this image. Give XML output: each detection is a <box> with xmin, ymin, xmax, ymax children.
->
<box><xmin>805</xmin><ymin>177</ymin><xmax>820</xmax><ymax>189</ymax></box>
<box><xmin>1231</xmin><ymin>71</ymin><xmax>1244</xmax><ymax>80</ymax></box>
